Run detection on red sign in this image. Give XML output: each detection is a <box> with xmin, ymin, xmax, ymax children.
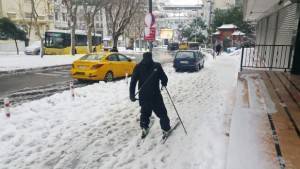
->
<box><xmin>144</xmin><ymin>27</ymin><xmax>156</xmax><ymax>41</ymax></box>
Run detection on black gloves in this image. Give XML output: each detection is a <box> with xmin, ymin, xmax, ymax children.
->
<box><xmin>130</xmin><ymin>95</ymin><xmax>137</xmax><ymax>102</ymax></box>
<box><xmin>161</xmin><ymin>82</ymin><xmax>167</xmax><ymax>87</ymax></box>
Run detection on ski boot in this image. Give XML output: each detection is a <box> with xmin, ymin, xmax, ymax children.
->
<box><xmin>141</xmin><ymin>128</ymin><xmax>149</xmax><ymax>139</ymax></box>
<box><xmin>162</xmin><ymin>129</ymin><xmax>171</xmax><ymax>140</ymax></box>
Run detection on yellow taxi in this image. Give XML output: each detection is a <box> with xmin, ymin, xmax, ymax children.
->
<box><xmin>179</xmin><ymin>42</ymin><xmax>188</xmax><ymax>50</ymax></box>
<box><xmin>71</xmin><ymin>52</ymin><xmax>136</xmax><ymax>82</ymax></box>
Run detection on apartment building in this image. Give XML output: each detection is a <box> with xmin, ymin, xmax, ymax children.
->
<box><xmin>0</xmin><ymin>0</ymin><xmax>54</xmax><ymax>41</ymax></box>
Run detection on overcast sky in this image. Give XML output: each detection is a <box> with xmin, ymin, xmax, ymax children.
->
<box><xmin>169</xmin><ymin>0</ymin><xmax>202</xmax><ymax>5</ymax></box>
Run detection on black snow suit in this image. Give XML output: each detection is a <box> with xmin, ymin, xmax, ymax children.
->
<box><xmin>216</xmin><ymin>44</ymin><xmax>222</xmax><ymax>55</ymax></box>
<box><xmin>129</xmin><ymin>52</ymin><xmax>171</xmax><ymax>131</ymax></box>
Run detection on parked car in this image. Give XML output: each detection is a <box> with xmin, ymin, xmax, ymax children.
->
<box><xmin>71</xmin><ymin>52</ymin><xmax>136</xmax><ymax>82</ymax></box>
<box><xmin>188</xmin><ymin>42</ymin><xmax>200</xmax><ymax>50</ymax></box>
<box><xmin>24</xmin><ymin>41</ymin><xmax>41</xmax><ymax>55</ymax></box>
<box><xmin>167</xmin><ymin>42</ymin><xmax>179</xmax><ymax>51</ymax></box>
<box><xmin>0</xmin><ymin>32</ymin><xmax>8</xmax><ymax>40</ymax></box>
<box><xmin>179</xmin><ymin>42</ymin><xmax>188</xmax><ymax>50</ymax></box>
<box><xmin>173</xmin><ymin>50</ymin><xmax>205</xmax><ymax>72</ymax></box>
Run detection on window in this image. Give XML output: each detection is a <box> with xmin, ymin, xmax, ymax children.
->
<box><xmin>25</xmin><ymin>12</ymin><xmax>32</xmax><ymax>19</ymax></box>
<box><xmin>118</xmin><ymin>55</ymin><xmax>129</xmax><ymax>61</ymax></box>
<box><xmin>55</xmin><ymin>12</ymin><xmax>58</xmax><ymax>20</ymax></box>
<box><xmin>62</xmin><ymin>13</ymin><xmax>66</xmax><ymax>22</ymax></box>
<box><xmin>45</xmin><ymin>32</ymin><xmax>66</xmax><ymax>48</ymax></box>
<box><xmin>92</xmin><ymin>36</ymin><xmax>101</xmax><ymax>46</ymax></box>
<box><xmin>175</xmin><ymin>52</ymin><xmax>195</xmax><ymax>59</ymax></box>
<box><xmin>108</xmin><ymin>55</ymin><xmax>119</xmax><ymax>61</ymax></box>
<box><xmin>75</xmin><ymin>35</ymin><xmax>87</xmax><ymax>46</ymax></box>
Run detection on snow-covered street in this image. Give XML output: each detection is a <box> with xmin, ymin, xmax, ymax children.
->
<box><xmin>0</xmin><ymin>52</ymin><xmax>240</xmax><ymax>169</ymax></box>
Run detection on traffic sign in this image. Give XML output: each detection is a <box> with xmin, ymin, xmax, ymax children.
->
<box><xmin>144</xmin><ymin>27</ymin><xmax>156</xmax><ymax>41</ymax></box>
<box><xmin>144</xmin><ymin>13</ymin><xmax>155</xmax><ymax>27</ymax></box>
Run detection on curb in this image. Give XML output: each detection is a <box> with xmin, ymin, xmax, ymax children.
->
<box><xmin>0</xmin><ymin>64</ymin><xmax>71</xmax><ymax>77</ymax></box>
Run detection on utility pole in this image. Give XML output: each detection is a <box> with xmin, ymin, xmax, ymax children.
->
<box><xmin>148</xmin><ymin>0</ymin><xmax>153</xmax><ymax>52</ymax></box>
<box><xmin>208</xmin><ymin>0</ymin><xmax>214</xmax><ymax>55</ymax></box>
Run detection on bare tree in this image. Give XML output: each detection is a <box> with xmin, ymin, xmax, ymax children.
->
<box><xmin>30</xmin><ymin>0</ymin><xmax>45</xmax><ymax>57</ymax></box>
<box><xmin>63</xmin><ymin>0</ymin><xmax>78</xmax><ymax>55</ymax></box>
<box><xmin>130</xmin><ymin>7</ymin><xmax>146</xmax><ymax>50</ymax></box>
<box><xmin>18</xmin><ymin>1</ymin><xmax>33</xmax><ymax>46</ymax></box>
<box><xmin>81</xmin><ymin>0</ymin><xmax>107</xmax><ymax>53</ymax></box>
<box><xmin>105</xmin><ymin>0</ymin><xmax>144</xmax><ymax>50</ymax></box>
<box><xmin>123</xmin><ymin>7</ymin><xmax>145</xmax><ymax>50</ymax></box>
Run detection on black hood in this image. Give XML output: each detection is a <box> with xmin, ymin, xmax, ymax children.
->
<box><xmin>141</xmin><ymin>52</ymin><xmax>154</xmax><ymax>67</ymax></box>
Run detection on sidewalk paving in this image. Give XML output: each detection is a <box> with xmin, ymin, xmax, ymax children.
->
<box><xmin>227</xmin><ymin>70</ymin><xmax>300</xmax><ymax>169</ymax></box>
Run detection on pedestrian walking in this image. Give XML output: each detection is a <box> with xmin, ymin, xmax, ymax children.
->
<box><xmin>129</xmin><ymin>52</ymin><xmax>171</xmax><ymax>138</ymax></box>
<box><xmin>216</xmin><ymin>43</ymin><xmax>222</xmax><ymax>56</ymax></box>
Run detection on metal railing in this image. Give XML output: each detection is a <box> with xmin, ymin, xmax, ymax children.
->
<box><xmin>240</xmin><ymin>45</ymin><xmax>294</xmax><ymax>72</ymax></box>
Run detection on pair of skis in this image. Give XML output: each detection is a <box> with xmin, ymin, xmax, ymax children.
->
<box><xmin>136</xmin><ymin>118</ymin><xmax>180</xmax><ymax>147</ymax></box>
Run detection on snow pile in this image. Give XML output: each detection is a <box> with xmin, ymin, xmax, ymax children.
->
<box><xmin>0</xmin><ymin>40</ymin><xmax>26</xmax><ymax>54</ymax></box>
<box><xmin>0</xmin><ymin>53</ymin><xmax>240</xmax><ymax>169</ymax></box>
<box><xmin>0</xmin><ymin>54</ymin><xmax>82</xmax><ymax>71</ymax></box>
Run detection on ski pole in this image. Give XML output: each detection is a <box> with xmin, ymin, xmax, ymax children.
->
<box><xmin>163</xmin><ymin>86</ymin><xmax>188</xmax><ymax>135</ymax></box>
<box><xmin>134</xmin><ymin>68</ymin><xmax>158</xmax><ymax>97</ymax></box>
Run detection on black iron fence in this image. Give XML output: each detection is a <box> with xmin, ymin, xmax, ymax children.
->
<box><xmin>240</xmin><ymin>45</ymin><xmax>294</xmax><ymax>72</ymax></box>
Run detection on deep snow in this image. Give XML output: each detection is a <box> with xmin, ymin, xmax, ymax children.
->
<box><xmin>0</xmin><ymin>51</ymin><xmax>241</xmax><ymax>169</ymax></box>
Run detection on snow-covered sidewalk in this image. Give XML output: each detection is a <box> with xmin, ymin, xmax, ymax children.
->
<box><xmin>0</xmin><ymin>52</ymin><xmax>240</xmax><ymax>169</ymax></box>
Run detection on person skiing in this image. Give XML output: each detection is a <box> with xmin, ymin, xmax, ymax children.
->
<box><xmin>216</xmin><ymin>43</ymin><xmax>222</xmax><ymax>56</ymax></box>
<box><xmin>129</xmin><ymin>52</ymin><xmax>171</xmax><ymax>138</ymax></box>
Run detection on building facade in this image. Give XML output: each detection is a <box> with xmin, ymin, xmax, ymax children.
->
<box><xmin>52</xmin><ymin>0</ymin><xmax>104</xmax><ymax>34</ymax></box>
<box><xmin>154</xmin><ymin>3</ymin><xmax>204</xmax><ymax>44</ymax></box>
<box><xmin>213</xmin><ymin>24</ymin><xmax>245</xmax><ymax>48</ymax></box>
<box><xmin>53</xmin><ymin>0</ymin><xmax>68</xmax><ymax>30</ymax></box>
<box><xmin>213</xmin><ymin>0</ymin><xmax>235</xmax><ymax>10</ymax></box>
<box><xmin>0</xmin><ymin>0</ymin><xmax>54</xmax><ymax>41</ymax></box>
<box><xmin>0</xmin><ymin>0</ymin><xmax>105</xmax><ymax>41</ymax></box>
<box><xmin>243</xmin><ymin>0</ymin><xmax>300</xmax><ymax>73</ymax></box>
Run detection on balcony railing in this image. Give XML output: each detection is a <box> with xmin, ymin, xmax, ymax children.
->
<box><xmin>240</xmin><ymin>45</ymin><xmax>294</xmax><ymax>72</ymax></box>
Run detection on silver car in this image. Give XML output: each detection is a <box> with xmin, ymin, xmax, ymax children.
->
<box><xmin>24</xmin><ymin>41</ymin><xmax>41</xmax><ymax>55</ymax></box>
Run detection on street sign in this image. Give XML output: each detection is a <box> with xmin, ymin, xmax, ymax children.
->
<box><xmin>144</xmin><ymin>13</ymin><xmax>156</xmax><ymax>41</ymax></box>
<box><xmin>144</xmin><ymin>13</ymin><xmax>155</xmax><ymax>27</ymax></box>
<box><xmin>144</xmin><ymin>27</ymin><xmax>156</xmax><ymax>41</ymax></box>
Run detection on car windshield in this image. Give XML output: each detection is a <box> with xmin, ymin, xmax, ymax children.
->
<box><xmin>80</xmin><ymin>54</ymin><xmax>104</xmax><ymax>61</ymax></box>
<box><xmin>45</xmin><ymin>32</ymin><xmax>66</xmax><ymax>48</ymax></box>
<box><xmin>176</xmin><ymin>52</ymin><xmax>195</xmax><ymax>59</ymax></box>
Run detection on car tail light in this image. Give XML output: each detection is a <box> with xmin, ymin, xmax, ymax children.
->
<box><xmin>91</xmin><ymin>64</ymin><xmax>103</xmax><ymax>70</ymax></box>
